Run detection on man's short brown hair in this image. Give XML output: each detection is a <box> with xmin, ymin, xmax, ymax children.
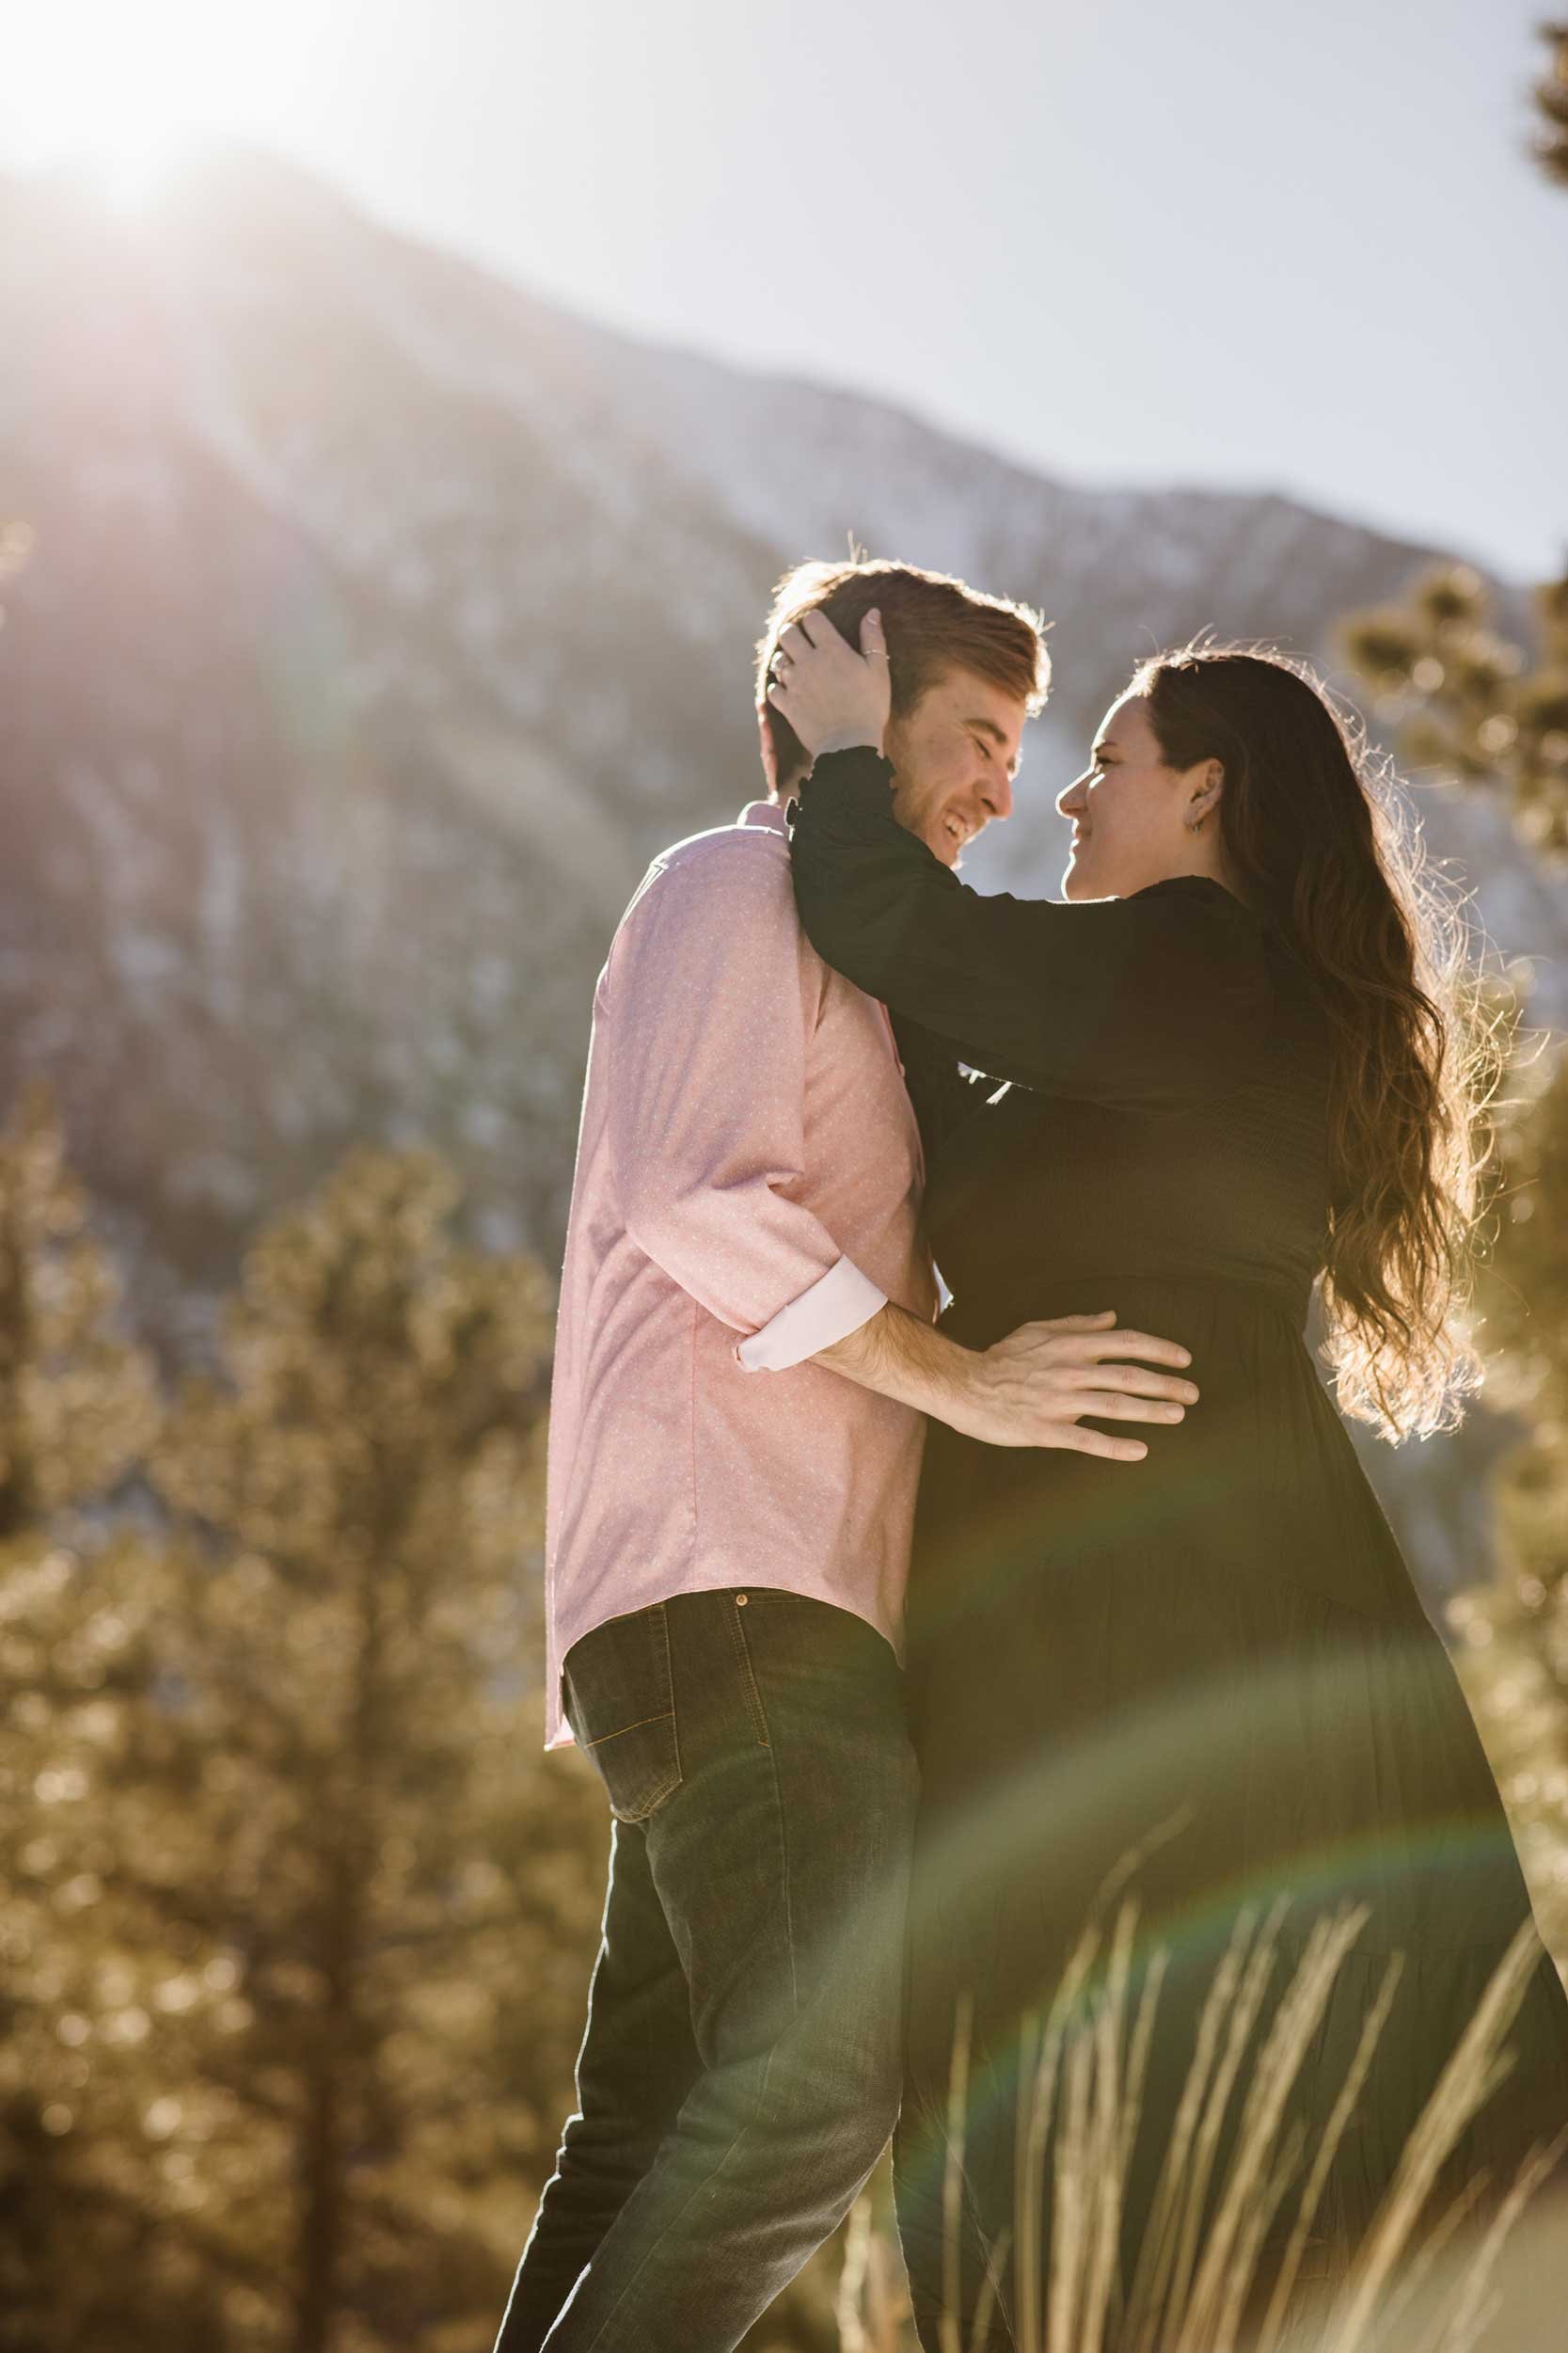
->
<box><xmin>755</xmin><ymin>557</ymin><xmax>1050</xmax><ymax>788</ymax></box>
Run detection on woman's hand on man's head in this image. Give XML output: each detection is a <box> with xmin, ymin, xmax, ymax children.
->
<box><xmin>766</xmin><ymin>607</ymin><xmax>892</xmax><ymax>759</ymax></box>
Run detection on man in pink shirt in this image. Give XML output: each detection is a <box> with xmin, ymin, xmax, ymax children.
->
<box><xmin>494</xmin><ymin>561</ymin><xmax>1198</xmax><ymax>2353</ymax></box>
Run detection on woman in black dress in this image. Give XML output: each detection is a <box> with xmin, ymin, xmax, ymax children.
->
<box><xmin>769</xmin><ymin>612</ymin><xmax>1568</xmax><ymax>2345</ymax></box>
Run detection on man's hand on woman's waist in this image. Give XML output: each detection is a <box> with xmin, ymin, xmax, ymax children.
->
<box><xmin>812</xmin><ymin>1305</ymin><xmax>1197</xmax><ymax>1460</ymax></box>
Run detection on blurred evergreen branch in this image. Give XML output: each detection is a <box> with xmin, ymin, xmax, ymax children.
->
<box><xmin>1339</xmin><ymin>564</ymin><xmax>1568</xmax><ymax>859</ymax></box>
<box><xmin>0</xmin><ymin>1083</ymin><xmax>160</xmax><ymax>1535</ymax></box>
<box><xmin>1339</xmin><ymin>25</ymin><xmax>1568</xmax><ymax>858</ymax></box>
<box><xmin>1532</xmin><ymin>22</ymin><xmax>1568</xmax><ymax>186</ymax></box>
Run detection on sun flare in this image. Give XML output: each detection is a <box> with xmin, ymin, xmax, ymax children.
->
<box><xmin>9</xmin><ymin>8</ymin><xmax>261</xmax><ymax>210</ymax></box>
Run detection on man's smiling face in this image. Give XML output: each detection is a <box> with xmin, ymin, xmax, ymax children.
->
<box><xmin>885</xmin><ymin>666</ymin><xmax>1027</xmax><ymax>866</ymax></box>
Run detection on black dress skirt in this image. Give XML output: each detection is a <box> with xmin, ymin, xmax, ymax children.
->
<box><xmin>789</xmin><ymin>751</ymin><xmax>1568</xmax><ymax>2349</ymax></box>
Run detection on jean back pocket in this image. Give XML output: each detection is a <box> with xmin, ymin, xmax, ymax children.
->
<box><xmin>562</xmin><ymin>1602</ymin><xmax>683</xmax><ymax>1823</ymax></box>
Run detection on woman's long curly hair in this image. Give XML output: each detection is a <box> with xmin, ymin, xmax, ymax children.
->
<box><xmin>1132</xmin><ymin>644</ymin><xmax>1499</xmax><ymax>1441</ymax></box>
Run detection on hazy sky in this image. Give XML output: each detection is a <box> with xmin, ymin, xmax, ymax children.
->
<box><xmin>7</xmin><ymin>0</ymin><xmax>1564</xmax><ymax>577</ymax></box>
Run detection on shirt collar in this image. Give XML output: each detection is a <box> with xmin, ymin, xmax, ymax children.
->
<box><xmin>739</xmin><ymin>799</ymin><xmax>790</xmax><ymax>835</ymax></box>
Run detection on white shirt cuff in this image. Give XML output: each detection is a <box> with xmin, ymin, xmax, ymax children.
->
<box><xmin>735</xmin><ymin>1257</ymin><xmax>887</xmax><ymax>1373</ymax></box>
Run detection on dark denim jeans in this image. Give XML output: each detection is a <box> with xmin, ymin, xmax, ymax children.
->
<box><xmin>493</xmin><ymin>1587</ymin><xmax>918</xmax><ymax>2353</ymax></box>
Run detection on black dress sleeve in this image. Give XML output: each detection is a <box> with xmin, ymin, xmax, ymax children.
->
<box><xmin>789</xmin><ymin>747</ymin><xmax>1273</xmax><ymax>1108</ymax></box>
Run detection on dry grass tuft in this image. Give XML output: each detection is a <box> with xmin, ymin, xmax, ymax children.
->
<box><xmin>836</xmin><ymin>1909</ymin><xmax>1565</xmax><ymax>2353</ymax></box>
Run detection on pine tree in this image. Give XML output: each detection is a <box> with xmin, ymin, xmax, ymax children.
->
<box><xmin>139</xmin><ymin>1145</ymin><xmax>605</xmax><ymax>2353</ymax></box>
<box><xmin>1</xmin><ymin>1127</ymin><xmax>607</xmax><ymax>2351</ymax></box>
<box><xmin>0</xmin><ymin>1087</ymin><xmax>227</xmax><ymax>2350</ymax></box>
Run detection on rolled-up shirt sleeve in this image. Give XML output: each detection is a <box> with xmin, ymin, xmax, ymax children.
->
<box><xmin>603</xmin><ymin>837</ymin><xmax>886</xmax><ymax>1371</ymax></box>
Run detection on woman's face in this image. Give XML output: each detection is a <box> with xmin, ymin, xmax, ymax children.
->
<box><xmin>1056</xmin><ymin>692</ymin><xmax>1217</xmax><ymax>901</ymax></box>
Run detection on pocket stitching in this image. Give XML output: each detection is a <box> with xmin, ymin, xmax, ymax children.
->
<box><xmin>566</xmin><ymin>1604</ymin><xmax>683</xmax><ymax>1821</ymax></box>
<box><xmin>650</xmin><ymin>1601</ymin><xmax>682</xmax><ymax>1796</ymax></box>
<box><xmin>727</xmin><ymin>1603</ymin><xmax>770</xmax><ymax>1748</ymax></box>
<box><xmin>580</xmin><ymin>1709</ymin><xmax>675</xmax><ymax>1750</ymax></box>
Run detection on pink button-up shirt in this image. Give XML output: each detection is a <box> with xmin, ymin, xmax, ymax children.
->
<box><xmin>543</xmin><ymin>800</ymin><xmax>938</xmax><ymax>1746</ymax></box>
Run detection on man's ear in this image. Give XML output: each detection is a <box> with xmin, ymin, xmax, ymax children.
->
<box><xmin>756</xmin><ymin>702</ymin><xmax>780</xmax><ymax>797</ymax></box>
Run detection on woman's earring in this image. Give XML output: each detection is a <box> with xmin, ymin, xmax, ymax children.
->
<box><xmin>1185</xmin><ymin>809</ymin><xmax>1206</xmax><ymax>834</ymax></box>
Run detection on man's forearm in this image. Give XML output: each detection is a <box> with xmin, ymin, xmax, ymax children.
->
<box><xmin>810</xmin><ymin>1303</ymin><xmax>976</xmax><ymax>1430</ymax></box>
